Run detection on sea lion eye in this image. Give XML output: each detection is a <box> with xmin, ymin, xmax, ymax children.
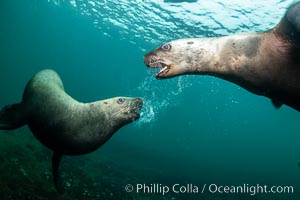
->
<box><xmin>161</xmin><ymin>43</ymin><xmax>171</xmax><ymax>51</ymax></box>
<box><xmin>117</xmin><ymin>98</ymin><xmax>125</xmax><ymax>104</ymax></box>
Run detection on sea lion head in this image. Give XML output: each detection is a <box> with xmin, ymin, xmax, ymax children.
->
<box><xmin>144</xmin><ymin>39</ymin><xmax>194</xmax><ymax>79</ymax></box>
<box><xmin>100</xmin><ymin>97</ymin><xmax>143</xmax><ymax>127</ymax></box>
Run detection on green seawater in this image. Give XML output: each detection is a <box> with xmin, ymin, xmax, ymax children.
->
<box><xmin>1</xmin><ymin>0</ymin><xmax>300</xmax><ymax>199</ymax></box>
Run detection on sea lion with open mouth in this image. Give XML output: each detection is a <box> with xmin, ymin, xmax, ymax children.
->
<box><xmin>144</xmin><ymin>2</ymin><xmax>300</xmax><ymax>112</ymax></box>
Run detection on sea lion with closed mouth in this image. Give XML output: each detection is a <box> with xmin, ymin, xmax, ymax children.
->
<box><xmin>144</xmin><ymin>2</ymin><xmax>300</xmax><ymax>112</ymax></box>
<box><xmin>0</xmin><ymin>69</ymin><xmax>143</xmax><ymax>191</ymax></box>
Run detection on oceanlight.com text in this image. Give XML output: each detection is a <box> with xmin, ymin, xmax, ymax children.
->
<box><xmin>207</xmin><ymin>184</ymin><xmax>294</xmax><ymax>196</ymax></box>
<box><xmin>124</xmin><ymin>183</ymin><xmax>294</xmax><ymax>196</ymax></box>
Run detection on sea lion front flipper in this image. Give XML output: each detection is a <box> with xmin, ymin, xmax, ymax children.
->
<box><xmin>271</xmin><ymin>99</ymin><xmax>283</xmax><ymax>109</ymax></box>
<box><xmin>52</xmin><ymin>152</ymin><xmax>63</xmax><ymax>193</ymax></box>
<box><xmin>0</xmin><ymin>103</ymin><xmax>26</xmax><ymax>130</ymax></box>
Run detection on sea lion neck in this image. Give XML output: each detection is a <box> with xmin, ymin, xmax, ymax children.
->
<box><xmin>183</xmin><ymin>35</ymin><xmax>262</xmax><ymax>78</ymax></box>
<box><xmin>83</xmin><ymin>101</ymin><xmax>122</xmax><ymax>134</ymax></box>
<box><xmin>180</xmin><ymin>33</ymin><xmax>286</xmax><ymax>96</ymax></box>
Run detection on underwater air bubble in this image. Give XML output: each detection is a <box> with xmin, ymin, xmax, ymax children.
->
<box><xmin>131</xmin><ymin>73</ymin><xmax>192</xmax><ymax>128</ymax></box>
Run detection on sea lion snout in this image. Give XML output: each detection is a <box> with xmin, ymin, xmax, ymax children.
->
<box><xmin>144</xmin><ymin>52</ymin><xmax>173</xmax><ymax>79</ymax></box>
<box><xmin>143</xmin><ymin>53</ymin><xmax>158</xmax><ymax>67</ymax></box>
<box><xmin>132</xmin><ymin>98</ymin><xmax>143</xmax><ymax>108</ymax></box>
<box><xmin>129</xmin><ymin>98</ymin><xmax>143</xmax><ymax>119</ymax></box>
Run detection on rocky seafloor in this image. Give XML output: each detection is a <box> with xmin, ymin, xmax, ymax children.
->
<box><xmin>0</xmin><ymin>128</ymin><xmax>296</xmax><ymax>200</ymax></box>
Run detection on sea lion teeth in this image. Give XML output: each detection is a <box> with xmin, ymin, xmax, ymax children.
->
<box><xmin>160</xmin><ymin>66</ymin><xmax>168</xmax><ymax>73</ymax></box>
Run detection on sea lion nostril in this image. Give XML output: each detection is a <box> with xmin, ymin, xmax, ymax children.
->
<box><xmin>144</xmin><ymin>57</ymin><xmax>150</xmax><ymax>66</ymax></box>
<box><xmin>133</xmin><ymin>98</ymin><xmax>143</xmax><ymax>109</ymax></box>
<box><xmin>144</xmin><ymin>55</ymin><xmax>161</xmax><ymax>68</ymax></box>
<box><xmin>144</xmin><ymin>53</ymin><xmax>159</xmax><ymax>66</ymax></box>
<box><xmin>143</xmin><ymin>55</ymin><xmax>151</xmax><ymax>65</ymax></box>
